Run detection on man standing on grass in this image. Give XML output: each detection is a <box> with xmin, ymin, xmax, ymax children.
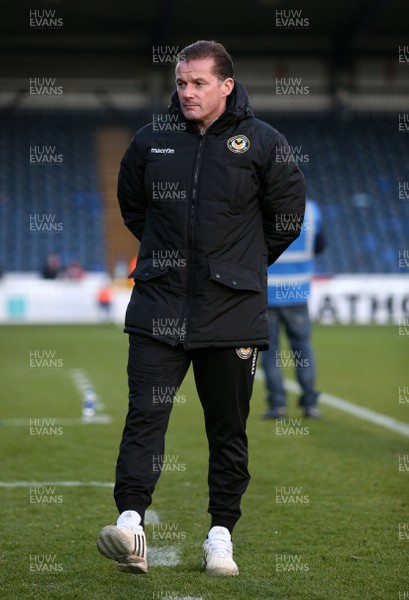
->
<box><xmin>261</xmin><ymin>198</ymin><xmax>326</xmax><ymax>420</ymax></box>
<box><xmin>97</xmin><ymin>40</ymin><xmax>305</xmax><ymax>576</ymax></box>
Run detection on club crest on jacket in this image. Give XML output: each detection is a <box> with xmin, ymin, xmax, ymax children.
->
<box><xmin>227</xmin><ymin>135</ymin><xmax>250</xmax><ymax>154</ymax></box>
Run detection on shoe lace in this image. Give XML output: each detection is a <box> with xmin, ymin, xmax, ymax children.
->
<box><xmin>207</xmin><ymin>537</ymin><xmax>231</xmax><ymax>558</ymax></box>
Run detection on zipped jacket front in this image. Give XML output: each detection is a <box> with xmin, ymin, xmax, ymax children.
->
<box><xmin>118</xmin><ymin>81</ymin><xmax>306</xmax><ymax>349</ymax></box>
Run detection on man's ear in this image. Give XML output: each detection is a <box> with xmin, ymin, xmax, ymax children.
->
<box><xmin>222</xmin><ymin>77</ymin><xmax>234</xmax><ymax>98</ymax></box>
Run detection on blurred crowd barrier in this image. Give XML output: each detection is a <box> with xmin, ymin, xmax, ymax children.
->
<box><xmin>0</xmin><ymin>274</ymin><xmax>407</xmax><ymax>325</ymax></box>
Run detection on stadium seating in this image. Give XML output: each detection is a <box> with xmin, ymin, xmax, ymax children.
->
<box><xmin>0</xmin><ymin>109</ymin><xmax>407</xmax><ymax>275</ymax></box>
<box><xmin>0</xmin><ymin>111</ymin><xmax>107</xmax><ymax>273</ymax></box>
<box><xmin>265</xmin><ymin>111</ymin><xmax>409</xmax><ymax>274</ymax></box>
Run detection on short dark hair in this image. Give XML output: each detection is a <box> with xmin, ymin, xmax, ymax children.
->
<box><xmin>178</xmin><ymin>40</ymin><xmax>234</xmax><ymax>80</ymax></box>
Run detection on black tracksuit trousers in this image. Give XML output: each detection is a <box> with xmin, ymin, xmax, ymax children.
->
<box><xmin>114</xmin><ymin>334</ymin><xmax>258</xmax><ymax>533</ymax></box>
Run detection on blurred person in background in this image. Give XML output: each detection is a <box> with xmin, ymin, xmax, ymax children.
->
<box><xmin>97</xmin><ymin>285</ymin><xmax>113</xmax><ymax>319</ymax></box>
<box><xmin>261</xmin><ymin>198</ymin><xmax>326</xmax><ymax>420</ymax></box>
<box><xmin>97</xmin><ymin>40</ymin><xmax>305</xmax><ymax>576</ymax></box>
<box><xmin>60</xmin><ymin>259</ymin><xmax>85</xmax><ymax>280</ymax></box>
<box><xmin>41</xmin><ymin>253</ymin><xmax>61</xmax><ymax>279</ymax></box>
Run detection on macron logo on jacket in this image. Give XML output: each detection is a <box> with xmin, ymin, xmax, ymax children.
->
<box><xmin>150</xmin><ymin>148</ymin><xmax>175</xmax><ymax>154</ymax></box>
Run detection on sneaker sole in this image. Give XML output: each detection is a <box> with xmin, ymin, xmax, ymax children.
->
<box><xmin>97</xmin><ymin>525</ymin><xmax>148</xmax><ymax>574</ymax></box>
<box><xmin>203</xmin><ymin>558</ymin><xmax>239</xmax><ymax>576</ymax></box>
<box><xmin>205</xmin><ymin>564</ymin><xmax>239</xmax><ymax>576</ymax></box>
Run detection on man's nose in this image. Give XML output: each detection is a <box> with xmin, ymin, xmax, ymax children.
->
<box><xmin>182</xmin><ymin>83</ymin><xmax>195</xmax><ymax>98</ymax></box>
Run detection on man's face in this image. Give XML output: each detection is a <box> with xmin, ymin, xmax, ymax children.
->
<box><xmin>175</xmin><ymin>57</ymin><xmax>234</xmax><ymax>131</ymax></box>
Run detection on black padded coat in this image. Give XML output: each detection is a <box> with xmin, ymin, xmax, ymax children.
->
<box><xmin>118</xmin><ymin>81</ymin><xmax>305</xmax><ymax>349</ymax></box>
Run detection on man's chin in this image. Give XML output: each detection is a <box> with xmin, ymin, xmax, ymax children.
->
<box><xmin>182</xmin><ymin>109</ymin><xmax>199</xmax><ymax>121</ymax></box>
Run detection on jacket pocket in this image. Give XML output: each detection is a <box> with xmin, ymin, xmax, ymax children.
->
<box><xmin>128</xmin><ymin>257</ymin><xmax>169</xmax><ymax>281</ymax></box>
<box><xmin>208</xmin><ymin>258</ymin><xmax>262</xmax><ymax>292</ymax></box>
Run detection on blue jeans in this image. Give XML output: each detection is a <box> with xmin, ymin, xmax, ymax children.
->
<box><xmin>261</xmin><ymin>304</ymin><xmax>318</xmax><ymax>411</ymax></box>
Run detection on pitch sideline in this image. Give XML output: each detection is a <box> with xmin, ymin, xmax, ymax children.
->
<box><xmin>255</xmin><ymin>369</ymin><xmax>409</xmax><ymax>438</ymax></box>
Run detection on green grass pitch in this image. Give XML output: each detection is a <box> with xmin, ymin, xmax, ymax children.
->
<box><xmin>0</xmin><ymin>324</ymin><xmax>408</xmax><ymax>599</ymax></box>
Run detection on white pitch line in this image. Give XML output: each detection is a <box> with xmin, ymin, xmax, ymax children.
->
<box><xmin>155</xmin><ymin>597</ymin><xmax>202</xmax><ymax>600</ymax></box>
<box><xmin>0</xmin><ymin>481</ymin><xmax>115</xmax><ymax>488</ymax></box>
<box><xmin>256</xmin><ymin>369</ymin><xmax>409</xmax><ymax>437</ymax></box>
<box><xmin>148</xmin><ymin>546</ymin><xmax>180</xmax><ymax>567</ymax></box>
<box><xmin>283</xmin><ymin>378</ymin><xmax>409</xmax><ymax>438</ymax></box>
<box><xmin>0</xmin><ymin>478</ymin><xmax>160</xmax><ymax>521</ymax></box>
<box><xmin>0</xmin><ymin>479</ymin><xmax>160</xmax><ymax>520</ymax></box>
<box><xmin>145</xmin><ymin>509</ymin><xmax>160</xmax><ymax>525</ymax></box>
<box><xmin>0</xmin><ymin>415</ymin><xmax>112</xmax><ymax>426</ymax></box>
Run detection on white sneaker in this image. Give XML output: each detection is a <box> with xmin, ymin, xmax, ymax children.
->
<box><xmin>203</xmin><ymin>526</ymin><xmax>239</xmax><ymax>576</ymax></box>
<box><xmin>97</xmin><ymin>525</ymin><xmax>148</xmax><ymax>574</ymax></box>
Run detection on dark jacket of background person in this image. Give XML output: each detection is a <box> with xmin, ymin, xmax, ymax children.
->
<box><xmin>117</xmin><ymin>81</ymin><xmax>306</xmax><ymax>349</ymax></box>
